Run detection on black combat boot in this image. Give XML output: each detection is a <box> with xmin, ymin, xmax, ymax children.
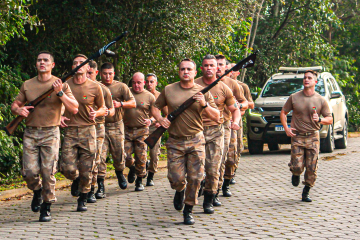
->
<box><xmin>302</xmin><ymin>185</ymin><xmax>312</xmax><ymax>202</ymax></box>
<box><xmin>77</xmin><ymin>193</ymin><xmax>88</xmax><ymax>212</ymax></box>
<box><xmin>213</xmin><ymin>189</ymin><xmax>222</xmax><ymax>207</ymax></box>
<box><xmin>173</xmin><ymin>189</ymin><xmax>185</xmax><ymax>210</ymax></box>
<box><xmin>198</xmin><ymin>179</ymin><xmax>205</xmax><ymax>197</ymax></box>
<box><xmin>203</xmin><ymin>191</ymin><xmax>215</xmax><ymax>214</ymax></box>
<box><xmin>127</xmin><ymin>165</ymin><xmax>136</xmax><ymax>184</ymax></box>
<box><xmin>87</xmin><ymin>186</ymin><xmax>96</xmax><ymax>203</ymax></box>
<box><xmin>222</xmin><ymin>179</ymin><xmax>232</xmax><ymax>197</ymax></box>
<box><xmin>292</xmin><ymin>175</ymin><xmax>300</xmax><ymax>187</ymax></box>
<box><xmin>95</xmin><ymin>178</ymin><xmax>106</xmax><ymax>199</ymax></box>
<box><xmin>183</xmin><ymin>204</ymin><xmax>195</xmax><ymax>225</ymax></box>
<box><xmin>230</xmin><ymin>178</ymin><xmax>236</xmax><ymax>185</ymax></box>
<box><xmin>115</xmin><ymin>170</ymin><xmax>128</xmax><ymax>189</ymax></box>
<box><xmin>146</xmin><ymin>172</ymin><xmax>155</xmax><ymax>186</ymax></box>
<box><xmin>39</xmin><ymin>202</ymin><xmax>52</xmax><ymax>222</ymax></box>
<box><xmin>71</xmin><ymin>177</ymin><xmax>80</xmax><ymax>197</ymax></box>
<box><xmin>135</xmin><ymin>177</ymin><xmax>144</xmax><ymax>191</ymax></box>
<box><xmin>31</xmin><ymin>188</ymin><xmax>42</xmax><ymax>212</ymax></box>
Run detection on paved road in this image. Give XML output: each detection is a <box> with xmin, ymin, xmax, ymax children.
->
<box><xmin>1</xmin><ymin>138</ymin><xmax>360</xmax><ymax>239</ymax></box>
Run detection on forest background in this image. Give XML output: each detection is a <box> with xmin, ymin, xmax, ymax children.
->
<box><xmin>0</xmin><ymin>0</ymin><xmax>359</xmax><ymax>180</ymax></box>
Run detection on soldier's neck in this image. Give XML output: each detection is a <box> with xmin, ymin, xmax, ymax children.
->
<box><xmin>73</xmin><ymin>73</ymin><xmax>88</xmax><ymax>85</ymax></box>
<box><xmin>37</xmin><ymin>72</ymin><xmax>53</xmax><ymax>82</ymax></box>
<box><xmin>180</xmin><ymin>80</ymin><xmax>194</xmax><ymax>89</ymax></box>
<box><xmin>303</xmin><ymin>87</ymin><xmax>316</xmax><ymax>96</ymax></box>
<box><xmin>202</xmin><ymin>75</ymin><xmax>216</xmax><ymax>85</ymax></box>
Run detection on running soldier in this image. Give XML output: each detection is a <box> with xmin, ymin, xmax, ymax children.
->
<box><xmin>60</xmin><ymin>54</ymin><xmax>107</xmax><ymax>212</ymax></box>
<box><xmin>280</xmin><ymin>70</ymin><xmax>332</xmax><ymax>202</ymax></box>
<box><xmin>145</xmin><ymin>73</ymin><xmax>168</xmax><ymax>186</ymax></box>
<box><xmin>100</xmin><ymin>62</ymin><xmax>136</xmax><ymax>197</ymax></box>
<box><xmin>86</xmin><ymin>60</ymin><xmax>114</xmax><ymax>203</ymax></box>
<box><xmin>152</xmin><ymin>58</ymin><xmax>219</xmax><ymax>225</ymax></box>
<box><xmin>11</xmin><ymin>51</ymin><xmax>78</xmax><ymax>222</ymax></box>
<box><xmin>215</xmin><ymin>54</ymin><xmax>248</xmax><ymax>201</ymax></box>
<box><xmin>195</xmin><ymin>54</ymin><xmax>240</xmax><ymax>214</ymax></box>
<box><xmin>124</xmin><ymin>72</ymin><xmax>156</xmax><ymax>191</ymax></box>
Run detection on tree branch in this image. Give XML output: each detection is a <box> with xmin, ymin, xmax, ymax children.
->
<box><xmin>272</xmin><ymin>2</ymin><xmax>292</xmax><ymax>40</ymax></box>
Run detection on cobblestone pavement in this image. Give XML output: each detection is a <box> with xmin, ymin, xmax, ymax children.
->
<box><xmin>1</xmin><ymin>137</ymin><xmax>360</xmax><ymax>240</ymax></box>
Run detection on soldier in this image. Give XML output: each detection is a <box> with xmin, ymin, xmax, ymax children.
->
<box><xmin>145</xmin><ymin>73</ymin><xmax>168</xmax><ymax>186</ymax></box>
<box><xmin>195</xmin><ymin>54</ymin><xmax>240</xmax><ymax>214</ymax></box>
<box><xmin>151</xmin><ymin>58</ymin><xmax>219</xmax><ymax>225</ymax></box>
<box><xmin>215</xmin><ymin>54</ymin><xmax>248</xmax><ymax>202</ymax></box>
<box><xmin>100</xmin><ymin>62</ymin><xmax>136</xmax><ymax>197</ymax></box>
<box><xmin>11</xmin><ymin>51</ymin><xmax>78</xmax><ymax>222</ymax></box>
<box><xmin>280</xmin><ymin>70</ymin><xmax>332</xmax><ymax>202</ymax></box>
<box><xmin>123</xmin><ymin>72</ymin><xmax>157</xmax><ymax>191</ymax></box>
<box><xmin>60</xmin><ymin>54</ymin><xmax>107</xmax><ymax>212</ymax></box>
<box><xmin>86</xmin><ymin>60</ymin><xmax>115</xmax><ymax>203</ymax></box>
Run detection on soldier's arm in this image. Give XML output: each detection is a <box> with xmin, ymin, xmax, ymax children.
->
<box><xmin>228</xmin><ymin>103</ymin><xmax>241</xmax><ymax>130</ymax></box>
<box><xmin>54</xmin><ymin>79</ymin><xmax>78</xmax><ymax>115</ymax></box>
<box><xmin>233</xmin><ymin>84</ymin><xmax>248</xmax><ymax>110</ymax></box>
<box><xmin>280</xmin><ymin>110</ymin><xmax>296</xmax><ymax>137</ymax></box>
<box><xmin>11</xmin><ymin>100</ymin><xmax>34</xmax><ymax>117</ymax></box>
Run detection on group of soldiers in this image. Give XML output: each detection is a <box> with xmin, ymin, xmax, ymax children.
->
<box><xmin>11</xmin><ymin>50</ymin><xmax>329</xmax><ymax>226</ymax></box>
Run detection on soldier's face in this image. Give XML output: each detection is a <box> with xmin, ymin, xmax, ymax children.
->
<box><xmin>133</xmin><ymin>77</ymin><xmax>145</xmax><ymax>93</ymax></box>
<box><xmin>303</xmin><ymin>72</ymin><xmax>317</xmax><ymax>89</ymax></box>
<box><xmin>87</xmin><ymin>67</ymin><xmax>98</xmax><ymax>81</ymax></box>
<box><xmin>101</xmin><ymin>68</ymin><xmax>115</xmax><ymax>85</ymax></box>
<box><xmin>201</xmin><ymin>59</ymin><xmax>217</xmax><ymax>79</ymax></box>
<box><xmin>231</xmin><ymin>70</ymin><xmax>240</xmax><ymax>80</ymax></box>
<box><xmin>146</xmin><ymin>76</ymin><xmax>157</xmax><ymax>92</ymax></box>
<box><xmin>36</xmin><ymin>54</ymin><xmax>55</xmax><ymax>73</ymax></box>
<box><xmin>72</xmin><ymin>57</ymin><xmax>89</xmax><ymax>75</ymax></box>
<box><xmin>216</xmin><ymin>59</ymin><xmax>226</xmax><ymax>77</ymax></box>
<box><xmin>179</xmin><ymin>61</ymin><xmax>197</xmax><ymax>82</ymax></box>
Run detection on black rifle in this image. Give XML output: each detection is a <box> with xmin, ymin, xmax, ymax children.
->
<box><xmin>4</xmin><ymin>31</ymin><xmax>129</xmax><ymax>136</ymax></box>
<box><xmin>145</xmin><ymin>51</ymin><xmax>258</xmax><ymax>149</ymax></box>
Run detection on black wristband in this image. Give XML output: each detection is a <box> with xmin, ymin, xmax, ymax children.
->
<box><xmin>120</xmin><ymin>101</ymin><xmax>123</xmax><ymax>107</ymax></box>
<box><xmin>202</xmin><ymin>103</ymin><xmax>208</xmax><ymax>109</ymax></box>
<box><xmin>318</xmin><ymin>118</ymin><xmax>321</xmax><ymax>123</ymax></box>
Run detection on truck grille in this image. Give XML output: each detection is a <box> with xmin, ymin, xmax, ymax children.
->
<box><xmin>264</xmin><ymin>116</ymin><xmax>291</xmax><ymax>123</ymax></box>
<box><xmin>262</xmin><ymin>107</ymin><xmax>283</xmax><ymax>111</ymax></box>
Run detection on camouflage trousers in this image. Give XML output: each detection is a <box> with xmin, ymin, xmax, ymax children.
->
<box><xmin>148</xmin><ymin>125</ymin><xmax>161</xmax><ymax>173</ymax></box>
<box><xmin>22</xmin><ymin>126</ymin><xmax>60</xmax><ymax>203</ymax></box>
<box><xmin>100</xmin><ymin>121</ymin><xmax>126</xmax><ymax>178</ymax></box>
<box><xmin>289</xmin><ymin>131</ymin><xmax>320</xmax><ymax>187</ymax></box>
<box><xmin>225</xmin><ymin>128</ymin><xmax>238</xmax><ymax>180</ymax></box>
<box><xmin>91</xmin><ymin>124</ymin><xmax>105</xmax><ymax>185</ymax></box>
<box><xmin>60</xmin><ymin>125</ymin><xmax>96</xmax><ymax>193</ymax></box>
<box><xmin>166</xmin><ymin>132</ymin><xmax>205</xmax><ymax>206</ymax></box>
<box><xmin>236</xmin><ymin>117</ymin><xmax>244</xmax><ymax>168</ymax></box>
<box><xmin>218</xmin><ymin>120</ymin><xmax>231</xmax><ymax>190</ymax></box>
<box><xmin>203</xmin><ymin>124</ymin><xmax>224</xmax><ymax>194</ymax></box>
<box><xmin>125</xmin><ymin>126</ymin><xmax>149</xmax><ymax>178</ymax></box>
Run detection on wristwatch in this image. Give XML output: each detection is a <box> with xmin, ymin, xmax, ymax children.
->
<box><xmin>318</xmin><ymin>118</ymin><xmax>322</xmax><ymax>123</ymax></box>
<box><xmin>202</xmin><ymin>102</ymin><xmax>208</xmax><ymax>109</ymax></box>
<box><xmin>56</xmin><ymin>91</ymin><xmax>64</xmax><ymax>97</ymax></box>
<box><xmin>120</xmin><ymin>101</ymin><xmax>123</xmax><ymax>107</ymax></box>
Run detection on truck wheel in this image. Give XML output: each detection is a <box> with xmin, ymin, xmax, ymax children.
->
<box><xmin>320</xmin><ymin>124</ymin><xmax>334</xmax><ymax>153</ymax></box>
<box><xmin>268</xmin><ymin>142</ymin><xmax>280</xmax><ymax>151</ymax></box>
<box><xmin>335</xmin><ymin>120</ymin><xmax>348</xmax><ymax>149</ymax></box>
<box><xmin>248</xmin><ymin>138</ymin><xmax>264</xmax><ymax>155</ymax></box>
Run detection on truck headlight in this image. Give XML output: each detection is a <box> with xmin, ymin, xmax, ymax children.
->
<box><xmin>249</xmin><ymin>107</ymin><xmax>263</xmax><ymax>116</ymax></box>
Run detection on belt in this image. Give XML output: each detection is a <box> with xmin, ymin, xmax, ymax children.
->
<box><xmin>296</xmin><ymin>131</ymin><xmax>318</xmax><ymax>136</ymax></box>
<box><xmin>105</xmin><ymin>120</ymin><xmax>123</xmax><ymax>127</ymax></box>
<box><xmin>204</xmin><ymin>124</ymin><xmax>221</xmax><ymax>130</ymax></box>
<box><xmin>169</xmin><ymin>133</ymin><xmax>198</xmax><ymax>140</ymax></box>
<box><xmin>27</xmin><ymin>126</ymin><xmax>57</xmax><ymax>130</ymax></box>
<box><xmin>125</xmin><ymin>126</ymin><xmax>147</xmax><ymax>130</ymax></box>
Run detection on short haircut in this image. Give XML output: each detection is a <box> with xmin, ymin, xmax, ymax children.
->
<box><xmin>304</xmin><ymin>70</ymin><xmax>318</xmax><ymax>78</ymax></box>
<box><xmin>89</xmin><ymin>60</ymin><xmax>97</xmax><ymax>70</ymax></box>
<box><xmin>37</xmin><ymin>51</ymin><xmax>54</xmax><ymax>62</ymax></box>
<box><xmin>100</xmin><ymin>62</ymin><xmax>114</xmax><ymax>71</ymax></box>
<box><xmin>179</xmin><ymin>58</ymin><xmax>196</xmax><ymax>69</ymax></box>
<box><xmin>202</xmin><ymin>54</ymin><xmax>216</xmax><ymax>64</ymax></box>
<box><xmin>73</xmin><ymin>54</ymin><xmax>88</xmax><ymax>62</ymax></box>
<box><xmin>146</xmin><ymin>73</ymin><xmax>157</xmax><ymax>80</ymax></box>
<box><xmin>215</xmin><ymin>54</ymin><xmax>226</xmax><ymax>60</ymax></box>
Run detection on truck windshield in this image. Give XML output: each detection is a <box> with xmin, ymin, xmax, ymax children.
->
<box><xmin>261</xmin><ymin>78</ymin><xmax>325</xmax><ymax>97</ymax></box>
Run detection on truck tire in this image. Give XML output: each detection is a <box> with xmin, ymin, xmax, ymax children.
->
<box><xmin>320</xmin><ymin>124</ymin><xmax>334</xmax><ymax>153</ymax></box>
<box><xmin>335</xmin><ymin>120</ymin><xmax>348</xmax><ymax>149</ymax></box>
<box><xmin>248</xmin><ymin>138</ymin><xmax>264</xmax><ymax>155</ymax></box>
<box><xmin>268</xmin><ymin>142</ymin><xmax>280</xmax><ymax>151</ymax></box>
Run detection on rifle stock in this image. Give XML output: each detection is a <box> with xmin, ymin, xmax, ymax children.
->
<box><xmin>144</xmin><ymin>51</ymin><xmax>258</xmax><ymax>148</ymax></box>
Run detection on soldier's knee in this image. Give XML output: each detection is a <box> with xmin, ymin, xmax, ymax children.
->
<box><xmin>61</xmin><ymin>167</ymin><xmax>78</xmax><ymax>180</ymax></box>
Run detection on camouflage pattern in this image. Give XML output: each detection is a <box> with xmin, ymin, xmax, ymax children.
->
<box><xmin>225</xmin><ymin>129</ymin><xmax>237</xmax><ymax>180</ymax></box>
<box><xmin>60</xmin><ymin>125</ymin><xmax>96</xmax><ymax>193</ymax></box>
<box><xmin>21</xmin><ymin>127</ymin><xmax>60</xmax><ymax>203</ymax></box>
<box><xmin>289</xmin><ymin>131</ymin><xmax>320</xmax><ymax>187</ymax></box>
<box><xmin>124</xmin><ymin>126</ymin><xmax>149</xmax><ymax>178</ymax></box>
<box><xmin>148</xmin><ymin>125</ymin><xmax>161</xmax><ymax>173</ymax></box>
<box><xmin>100</xmin><ymin>121</ymin><xmax>126</xmax><ymax>178</ymax></box>
<box><xmin>91</xmin><ymin>123</ymin><xmax>105</xmax><ymax>185</ymax></box>
<box><xmin>236</xmin><ymin>117</ymin><xmax>244</xmax><ymax>166</ymax></box>
<box><xmin>203</xmin><ymin>125</ymin><xmax>224</xmax><ymax>194</ymax></box>
<box><xmin>218</xmin><ymin>120</ymin><xmax>231</xmax><ymax>190</ymax></box>
<box><xmin>166</xmin><ymin>132</ymin><xmax>205</xmax><ymax>206</ymax></box>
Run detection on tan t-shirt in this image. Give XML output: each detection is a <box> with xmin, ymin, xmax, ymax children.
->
<box><xmin>238</xmin><ymin>81</ymin><xmax>253</xmax><ymax>102</ymax></box>
<box><xmin>282</xmin><ymin>90</ymin><xmax>332</xmax><ymax>133</ymax></box>
<box><xmin>64</xmin><ymin>78</ymin><xmax>104</xmax><ymax>126</ymax></box>
<box><xmin>93</xmin><ymin>81</ymin><xmax>113</xmax><ymax>124</ymax></box>
<box><xmin>124</xmin><ymin>88</ymin><xmax>156</xmax><ymax>128</ymax></box>
<box><xmin>155</xmin><ymin>82</ymin><xmax>217</xmax><ymax>137</ymax></box>
<box><xmin>15</xmin><ymin>76</ymin><xmax>74</xmax><ymax>127</ymax></box>
<box><xmin>222</xmin><ymin>76</ymin><xmax>247</xmax><ymax>121</ymax></box>
<box><xmin>104</xmin><ymin>80</ymin><xmax>134</xmax><ymax>123</ymax></box>
<box><xmin>195</xmin><ymin>77</ymin><xmax>235</xmax><ymax>126</ymax></box>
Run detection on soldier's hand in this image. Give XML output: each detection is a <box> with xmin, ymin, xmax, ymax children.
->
<box><xmin>231</xmin><ymin>122</ymin><xmax>240</xmax><ymax>130</ymax></box>
<box><xmin>193</xmin><ymin>92</ymin><xmax>206</xmax><ymax>107</ymax></box>
<box><xmin>89</xmin><ymin>106</ymin><xmax>96</xmax><ymax>120</ymax></box>
<box><xmin>113</xmin><ymin>100</ymin><xmax>122</xmax><ymax>108</ymax></box>
<box><xmin>312</xmin><ymin>111</ymin><xmax>319</xmax><ymax>122</ymax></box>
<box><xmin>285</xmin><ymin>127</ymin><xmax>297</xmax><ymax>137</ymax></box>
<box><xmin>144</xmin><ymin>119</ymin><xmax>152</xmax><ymax>127</ymax></box>
<box><xmin>155</xmin><ymin>122</ymin><xmax>161</xmax><ymax>128</ymax></box>
<box><xmin>52</xmin><ymin>78</ymin><xmax>63</xmax><ymax>94</ymax></box>
<box><xmin>17</xmin><ymin>106</ymin><xmax>34</xmax><ymax>117</ymax></box>
<box><xmin>159</xmin><ymin>117</ymin><xmax>170</xmax><ymax>129</ymax></box>
<box><xmin>60</xmin><ymin>116</ymin><xmax>70</xmax><ymax>128</ymax></box>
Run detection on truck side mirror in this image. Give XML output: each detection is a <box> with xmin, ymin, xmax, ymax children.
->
<box><xmin>330</xmin><ymin>91</ymin><xmax>341</xmax><ymax>99</ymax></box>
<box><xmin>251</xmin><ymin>92</ymin><xmax>258</xmax><ymax>100</ymax></box>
